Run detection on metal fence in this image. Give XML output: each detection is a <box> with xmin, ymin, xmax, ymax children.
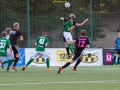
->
<box><xmin>0</xmin><ymin>0</ymin><xmax>120</xmax><ymax>48</ymax></box>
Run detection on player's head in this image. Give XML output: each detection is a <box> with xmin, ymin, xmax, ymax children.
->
<box><xmin>81</xmin><ymin>30</ymin><xmax>87</xmax><ymax>36</ymax></box>
<box><xmin>1</xmin><ymin>31</ymin><xmax>7</xmax><ymax>37</ymax></box>
<box><xmin>13</xmin><ymin>23</ymin><xmax>19</xmax><ymax>30</ymax></box>
<box><xmin>42</xmin><ymin>30</ymin><xmax>47</xmax><ymax>36</ymax></box>
<box><xmin>5</xmin><ymin>28</ymin><xmax>11</xmax><ymax>34</ymax></box>
<box><xmin>68</xmin><ymin>17</ymin><xmax>72</xmax><ymax>22</ymax></box>
<box><xmin>69</xmin><ymin>14</ymin><xmax>76</xmax><ymax>19</ymax></box>
<box><xmin>118</xmin><ymin>32</ymin><xmax>120</xmax><ymax>37</ymax></box>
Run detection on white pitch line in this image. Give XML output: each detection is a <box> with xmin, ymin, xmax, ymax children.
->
<box><xmin>0</xmin><ymin>80</ymin><xmax>120</xmax><ymax>86</ymax></box>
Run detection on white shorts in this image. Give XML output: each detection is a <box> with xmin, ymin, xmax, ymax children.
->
<box><xmin>32</xmin><ymin>51</ymin><xmax>49</xmax><ymax>60</ymax></box>
<box><xmin>63</xmin><ymin>32</ymin><xmax>73</xmax><ymax>42</ymax></box>
<box><xmin>0</xmin><ymin>56</ymin><xmax>5</xmax><ymax>62</ymax></box>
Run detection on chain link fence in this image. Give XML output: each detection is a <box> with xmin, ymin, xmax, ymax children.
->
<box><xmin>0</xmin><ymin>0</ymin><xmax>120</xmax><ymax>48</ymax></box>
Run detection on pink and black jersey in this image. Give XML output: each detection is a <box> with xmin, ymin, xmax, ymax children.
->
<box><xmin>75</xmin><ymin>36</ymin><xmax>90</xmax><ymax>51</ymax></box>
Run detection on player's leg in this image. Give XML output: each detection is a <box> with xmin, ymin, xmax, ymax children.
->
<box><xmin>41</xmin><ymin>52</ymin><xmax>51</xmax><ymax>71</ymax></box>
<box><xmin>63</xmin><ymin>36</ymin><xmax>70</xmax><ymax>58</ymax></box>
<box><xmin>58</xmin><ymin>52</ymin><xmax>78</xmax><ymax>74</ymax></box>
<box><xmin>0</xmin><ymin>57</ymin><xmax>4</xmax><ymax>69</ymax></box>
<box><xmin>12</xmin><ymin>45</ymin><xmax>19</xmax><ymax>71</ymax></box>
<box><xmin>72</xmin><ymin>51</ymin><xmax>83</xmax><ymax>71</ymax></box>
<box><xmin>22</xmin><ymin>52</ymin><xmax>39</xmax><ymax>71</ymax></box>
<box><xmin>4</xmin><ymin>58</ymin><xmax>14</xmax><ymax>71</ymax></box>
<box><xmin>64</xmin><ymin>32</ymin><xmax>74</xmax><ymax>54</ymax></box>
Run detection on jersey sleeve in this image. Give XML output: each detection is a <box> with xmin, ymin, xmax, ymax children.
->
<box><xmin>45</xmin><ymin>38</ymin><xmax>49</xmax><ymax>44</ymax></box>
<box><xmin>7</xmin><ymin>40</ymin><xmax>11</xmax><ymax>47</ymax></box>
<box><xmin>114</xmin><ymin>37</ymin><xmax>119</xmax><ymax>47</ymax></box>
<box><xmin>86</xmin><ymin>38</ymin><xmax>90</xmax><ymax>44</ymax></box>
<box><xmin>73</xmin><ymin>21</ymin><xmax>77</xmax><ymax>27</ymax></box>
<box><xmin>64</xmin><ymin>18</ymin><xmax>68</xmax><ymax>22</ymax></box>
<box><xmin>18</xmin><ymin>31</ymin><xmax>22</xmax><ymax>36</ymax></box>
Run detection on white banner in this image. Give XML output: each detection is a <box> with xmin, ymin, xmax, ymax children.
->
<box><xmin>25</xmin><ymin>48</ymin><xmax>103</xmax><ymax>66</ymax></box>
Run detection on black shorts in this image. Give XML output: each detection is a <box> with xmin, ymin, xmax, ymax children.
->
<box><xmin>115</xmin><ymin>49</ymin><xmax>120</xmax><ymax>54</ymax></box>
<box><xmin>72</xmin><ymin>50</ymin><xmax>84</xmax><ymax>61</ymax></box>
<box><xmin>12</xmin><ymin>45</ymin><xmax>19</xmax><ymax>58</ymax></box>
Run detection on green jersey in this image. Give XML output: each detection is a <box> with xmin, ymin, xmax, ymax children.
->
<box><xmin>0</xmin><ymin>37</ymin><xmax>11</xmax><ymax>56</ymax></box>
<box><xmin>63</xmin><ymin>21</ymin><xmax>73</xmax><ymax>32</ymax></box>
<box><xmin>35</xmin><ymin>36</ymin><xmax>49</xmax><ymax>52</ymax></box>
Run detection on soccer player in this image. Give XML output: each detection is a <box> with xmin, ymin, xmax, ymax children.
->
<box><xmin>22</xmin><ymin>30</ymin><xmax>51</xmax><ymax>71</ymax></box>
<box><xmin>114</xmin><ymin>32</ymin><xmax>120</xmax><ymax>65</ymax></box>
<box><xmin>5</xmin><ymin>28</ymin><xmax>12</xmax><ymax>39</ymax></box>
<box><xmin>63</xmin><ymin>16</ymin><xmax>75</xmax><ymax>56</ymax></box>
<box><xmin>0</xmin><ymin>31</ymin><xmax>14</xmax><ymax>71</ymax></box>
<box><xmin>9</xmin><ymin>23</ymin><xmax>23</xmax><ymax>71</ymax></box>
<box><xmin>58</xmin><ymin>30</ymin><xmax>90</xmax><ymax>74</ymax></box>
<box><xmin>60</xmin><ymin>14</ymin><xmax>89</xmax><ymax>58</ymax></box>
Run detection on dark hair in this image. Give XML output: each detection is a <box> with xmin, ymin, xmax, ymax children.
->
<box><xmin>1</xmin><ymin>31</ymin><xmax>7</xmax><ymax>37</ymax></box>
<box><xmin>81</xmin><ymin>30</ymin><xmax>86</xmax><ymax>36</ymax></box>
<box><xmin>68</xmin><ymin>17</ymin><xmax>72</xmax><ymax>20</ymax></box>
<box><xmin>42</xmin><ymin>30</ymin><xmax>47</xmax><ymax>35</ymax></box>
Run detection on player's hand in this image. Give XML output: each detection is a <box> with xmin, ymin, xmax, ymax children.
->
<box><xmin>85</xmin><ymin>18</ymin><xmax>89</xmax><ymax>22</ymax></box>
<box><xmin>10</xmin><ymin>54</ymin><xmax>13</xmax><ymax>58</ymax></box>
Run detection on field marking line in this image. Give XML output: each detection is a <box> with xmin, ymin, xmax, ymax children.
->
<box><xmin>0</xmin><ymin>80</ymin><xmax>120</xmax><ymax>86</ymax></box>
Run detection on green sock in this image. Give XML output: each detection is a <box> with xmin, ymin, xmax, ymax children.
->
<box><xmin>46</xmin><ymin>58</ymin><xmax>50</xmax><ymax>68</ymax></box>
<box><xmin>68</xmin><ymin>44</ymin><xmax>74</xmax><ymax>53</ymax></box>
<box><xmin>4</xmin><ymin>59</ymin><xmax>14</xmax><ymax>63</ymax></box>
<box><xmin>4</xmin><ymin>59</ymin><xmax>14</xmax><ymax>69</ymax></box>
<box><xmin>26</xmin><ymin>58</ymin><xmax>34</xmax><ymax>67</ymax></box>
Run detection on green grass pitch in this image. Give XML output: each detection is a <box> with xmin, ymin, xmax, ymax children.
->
<box><xmin>0</xmin><ymin>66</ymin><xmax>120</xmax><ymax>90</ymax></box>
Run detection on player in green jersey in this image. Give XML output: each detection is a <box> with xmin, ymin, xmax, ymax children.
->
<box><xmin>63</xmin><ymin>17</ymin><xmax>75</xmax><ymax>55</ymax></box>
<box><xmin>61</xmin><ymin>14</ymin><xmax>89</xmax><ymax>58</ymax></box>
<box><xmin>22</xmin><ymin>30</ymin><xmax>51</xmax><ymax>71</ymax></box>
<box><xmin>0</xmin><ymin>31</ymin><xmax>14</xmax><ymax>71</ymax></box>
<box><xmin>5</xmin><ymin>28</ymin><xmax>11</xmax><ymax>39</ymax></box>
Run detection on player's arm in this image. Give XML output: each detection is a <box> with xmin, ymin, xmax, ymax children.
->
<box><xmin>60</xmin><ymin>17</ymin><xmax>64</xmax><ymax>21</ymax></box>
<box><xmin>76</xmin><ymin>18</ymin><xmax>89</xmax><ymax>27</ymax></box>
<box><xmin>44</xmin><ymin>38</ymin><xmax>49</xmax><ymax>47</ymax></box>
<box><xmin>114</xmin><ymin>38</ymin><xmax>120</xmax><ymax>47</ymax></box>
<box><xmin>9</xmin><ymin>45</ymin><xmax>13</xmax><ymax>58</ymax></box>
<box><xmin>67</xmin><ymin>25</ymin><xmax>75</xmax><ymax>31</ymax></box>
<box><xmin>86</xmin><ymin>44</ymin><xmax>90</xmax><ymax>48</ymax></box>
<box><xmin>60</xmin><ymin>17</ymin><xmax>68</xmax><ymax>22</ymax></box>
<box><xmin>86</xmin><ymin>38</ymin><xmax>90</xmax><ymax>48</ymax></box>
<box><xmin>18</xmin><ymin>35</ymin><xmax>23</xmax><ymax>42</ymax></box>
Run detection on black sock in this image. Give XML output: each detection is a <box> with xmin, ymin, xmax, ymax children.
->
<box><xmin>62</xmin><ymin>62</ymin><xmax>70</xmax><ymax>69</ymax></box>
<box><xmin>13</xmin><ymin>57</ymin><xmax>19</xmax><ymax>67</ymax></box>
<box><xmin>74</xmin><ymin>59</ymin><xmax>81</xmax><ymax>69</ymax></box>
<box><xmin>66</xmin><ymin>47</ymin><xmax>70</xmax><ymax>56</ymax></box>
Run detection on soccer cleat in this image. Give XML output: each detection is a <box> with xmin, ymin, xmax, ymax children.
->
<box><xmin>46</xmin><ymin>68</ymin><xmax>52</xmax><ymax>71</ymax></box>
<box><xmin>12</xmin><ymin>66</ymin><xmax>17</xmax><ymax>71</ymax></box>
<box><xmin>72</xmin><ymin>68</ymin><xmax>77</xmax><ymax>71</ymax></box>
<box><xmin>58</xmin><ymin>67</ymin><xmax>62</xmax><ymax>74</ymax></box>
<box><xmin>22</xmin><ymin>66</ymin><xmax>26</xmax><ymax>71</ymax></box>
<box><xmin>6</xmin><ymin>68</ymin><xmax>9</xmax><ymax>72</ymax></box>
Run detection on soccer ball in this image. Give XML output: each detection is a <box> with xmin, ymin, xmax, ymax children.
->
<box><xmin>65</xmin><ymin>2</ymin><xmax>70</xmax><ymax>8</ymax></box>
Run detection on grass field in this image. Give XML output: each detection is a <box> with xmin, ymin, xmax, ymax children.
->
<box><xmin>0</xmin><ymin>66</ymin><xmax>120</xmax><ymax>90</ymax></box>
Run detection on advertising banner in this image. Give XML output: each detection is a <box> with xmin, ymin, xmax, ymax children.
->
<box><xmin>25</xmin><ymin>48</ymin><xmax>103</xmax><ymax>66</ymax></box>
<box><xmin>103</xmin><ymin>49</ymin><xmax>115</xmax><ymax>65</ymax></box>
<box><xmin>4</xmin><ymin>48</ymin><xmax>25</xmax><ymax>66</ymax></box>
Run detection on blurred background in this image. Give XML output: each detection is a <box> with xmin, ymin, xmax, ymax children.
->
<box><xmin>0</xmin><ymin>0</ymin><xmax>120</xmax><ymax>48</ymax></box>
